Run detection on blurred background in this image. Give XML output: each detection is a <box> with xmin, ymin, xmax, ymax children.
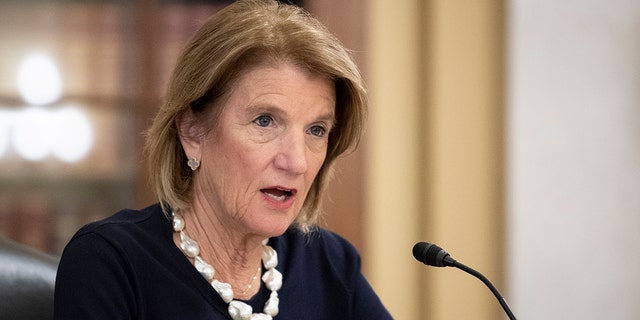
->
<box><xmin>1</xmin><ymin>0</ymin><xmax>639</xmax><ymax>319</ymax></box>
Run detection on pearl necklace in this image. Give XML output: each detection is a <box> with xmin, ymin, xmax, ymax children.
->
<box><xmin>172</xmin><ymin>212</ymin><xmax>282</xmax><ymax>320</ymax></box>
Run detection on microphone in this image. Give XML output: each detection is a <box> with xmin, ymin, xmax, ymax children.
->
<box><xmin>412</xmin><ymin>242</ymin><xmax>517</xmax><ymax>320</ymax></box>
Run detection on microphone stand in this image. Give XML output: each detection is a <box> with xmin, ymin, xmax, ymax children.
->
<box><xmin>452</xmin><ymin>261</ymin><xmax>517</xmax><ymax>320</ymax></box>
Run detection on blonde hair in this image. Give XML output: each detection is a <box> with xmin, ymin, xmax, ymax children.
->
<box><xmin>145</xmin><ymin>0</ymin><xmax>366</xmax><ymax>232</ymax></box>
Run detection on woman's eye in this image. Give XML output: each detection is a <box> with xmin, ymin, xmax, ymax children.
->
<box><xmin>254</xmin><ymin>115</ymin><xmax>273</xmax><ymax>127</ymax></box>
<box><xmin>308</xmin><ymin>125</ymin><xmax>327</xmax><ymax>137</ymax></box>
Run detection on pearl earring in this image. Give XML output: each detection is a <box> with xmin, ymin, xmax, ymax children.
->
<box><xmin>187</xmin><ymin>158</ymin><xmax>200</xmax><ymax>171</ymax></box>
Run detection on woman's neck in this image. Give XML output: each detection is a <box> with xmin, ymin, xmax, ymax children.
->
<box><xmin>175</xmin><ymin>204</ymin><xmax>265</xmax><ymax>299</ymax></box>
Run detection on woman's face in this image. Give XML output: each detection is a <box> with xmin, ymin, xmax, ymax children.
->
<box><xmin>184</xmin><ymin>62</ymin><xmax>335</xmax><ymax>238</ymax></box>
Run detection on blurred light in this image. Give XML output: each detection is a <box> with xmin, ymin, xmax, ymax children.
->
<box><xmin>12</xmin><ymin>106</ymin><xmax>54</xmax><ymax>161</ymax></box>
<box><xmin>17</xmin><ymin>54</ymin><xmax>63</xmax><ymax>106</ymax></box>
<box><xmin>0</xmin><ymin>110</ymin><xmax>12</xmax><ymax>158</ymax></box>
<box><xmin>8</xmin><ymin>106</ymin><xmax>93</xmax><ymax>163</ymax></box>
<box><xmin>51</xmin><ymin>106</ymin><xmax>93</xmax><ymax>163</ymax></box>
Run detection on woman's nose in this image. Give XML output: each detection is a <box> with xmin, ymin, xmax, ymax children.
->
<box><xmin>274</xmin><ymin>132</ymin><xmax>308</xmax><ymax>174</ymax></box>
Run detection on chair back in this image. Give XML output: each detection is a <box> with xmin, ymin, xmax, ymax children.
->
<box><xmin>0</xmin><ymin>238</ymin><xmax>58</xmax><ymax>320</ymax></box>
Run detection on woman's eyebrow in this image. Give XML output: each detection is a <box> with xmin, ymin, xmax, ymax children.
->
<box><xmin>244</xmin><ymin>103</ymin><xmax>287</xmax><ymax>118</ymax></box>
<box><xmin>245</xmin><ymin>103</ymin><xmax>335</xmax><ymax>123</ymax></box>
<box><xmin>315</xmin><ymin>111</ymin><xmax>336</xmax><ymax>124</ymax></box>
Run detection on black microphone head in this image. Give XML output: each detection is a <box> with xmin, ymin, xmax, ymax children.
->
<box><xmin>412</xmin><ymin>242</ymin><xmax>454</xmax><ymax>267</ymax></box>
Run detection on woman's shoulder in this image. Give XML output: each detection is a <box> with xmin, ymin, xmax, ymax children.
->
<box><xmin>68</xmin><ymin>203</ymin><xmax>169</xmax><ymax>247</ymax></box>
<box><xmin>280</xmin><ymin>227</ymin><xmax>357</xmax><ymax>251</ymax></box>
<box><xmin>276</xmin><ymin>227</ymin><xmax>362</xmax><ymax>271</ymax></box>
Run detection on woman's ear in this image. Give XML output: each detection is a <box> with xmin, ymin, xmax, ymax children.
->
<box><xmin>176</xmin><ymin>109</ymin><xmax>202</xmax><ymax>160</ymax></box>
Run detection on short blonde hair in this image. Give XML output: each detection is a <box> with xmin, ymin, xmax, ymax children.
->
<box><xmin>145</xmin><ymin>0</ymin><xmax>366</xmax><ymax>232</ymax></box>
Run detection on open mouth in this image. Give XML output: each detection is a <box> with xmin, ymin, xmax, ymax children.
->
<box><xmin>261</xmin><ymin>187</ymin><xmax>296</xmax><ymax>202</ymax></box>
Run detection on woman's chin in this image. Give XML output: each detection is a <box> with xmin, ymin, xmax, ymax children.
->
<box><xmin>246</xmin><ymin>216</ymin><xmax>295</xmax><ymax>239</ymax></box>
<box><xmin>256</xmin><ymin>223</ymin><xmax>290</xmax><ymax>239</ymax></box>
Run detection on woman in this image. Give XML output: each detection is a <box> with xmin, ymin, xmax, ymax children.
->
<box><xmin>54</xmin><ymin>0</ymin><xmax>392</xmax><ymax>319</ymax></box>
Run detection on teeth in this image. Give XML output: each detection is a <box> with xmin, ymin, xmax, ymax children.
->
<box><xmin>265</xmin><ymin>192</ymin><xmax>287</xmax><ymax>202</ymax></box>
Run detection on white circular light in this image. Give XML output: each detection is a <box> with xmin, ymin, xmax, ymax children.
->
<box><xmin>51</xmin><ymin>107</ymin><xmax>93</xmax><ymax>162</ymax></box>
<box><xmin>12</xmin><ymin>107</ymin><xmax>55</xmax><ymax>161</ymax></box>
<box><xmin>17</xmin><ymin>54</ymin><xmax>63</xmax><ymax>105</ymax></box>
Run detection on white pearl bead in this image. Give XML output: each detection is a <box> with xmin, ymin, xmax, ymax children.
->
<box><xmin>179</xmin><ymin>231</ymin><xmax>199</xmax><ymax>258</ymax></box>
<box><xmin>228</xmin><ymin>300</ymin><xmax>252</xmax><ymax>320</ymax></box>
<box><xmin>261</xmin><ymin>245</ymin><xmax>278</xmax><ymax>269</ymax></box>
<box><xmin>263</xmin><ymin>291</ymin><xmax>279</xmax><ymax>316</ymax></box>
<box><xmin>172</xmin><ymin>213</ymin><xmax>185</xmax><ymax>232</ymax></box>
<box><xmin>212</xmin><ymin>279</ymin><xmax>234</xmax><ymax>303</ymax></box>
<box><xmin>262</xmin><ymin>268</ymin><xmax>282</xmax><ymax>291</ymax></box>
<box><xmin>194</xmin><ymin>256</ymin><xmax>215</xmax><ymax>281</ymax></box>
